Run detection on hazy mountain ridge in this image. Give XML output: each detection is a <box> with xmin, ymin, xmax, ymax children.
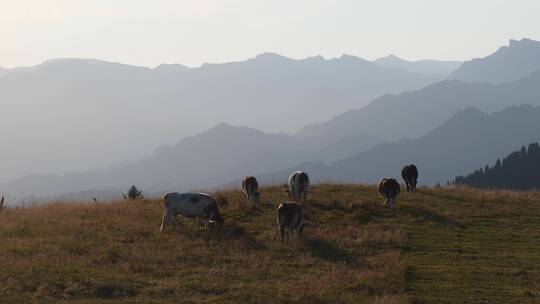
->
<box><xmin>3</xmin><ymin>39</ymin><xmax>540</xmax><ymax>199</ymax></box>
<box><xmin>0</xmin><ymin>54</ymin><xmax>444</xmax><ymax>182</ymax></box>
<box><xmin>0</xmin><ymin>122</ymin><xmax>383</xmax><ymax>200</ymax></box>
<box><xmin>450</xmin><ymin>38</ymin><xmax>540</xmax><ymax>84</ymax></box>
<box><xmin>295</xmin><ymin>71</ymin><xmax>540</xmax><ymax>145</ymax></box>
<box><xmin>373</xmin><ymin>55</ymin><xmax>461</xmax><ymax>75</ymax></box>
<box><xmin>260</xmin><ymin>105</ymin><xmax>540</xmax><ymax>185</ymax></box>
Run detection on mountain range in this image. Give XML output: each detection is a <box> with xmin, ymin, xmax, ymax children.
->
<box><xmin>0</xmin><ymin>123</ymin><xmax>384</xmax><ymax>198</ymax></box>
<box><xmin>2</xmin><ymin>38</ymin><xmax>540</xmax><ymax>201</ymax></box>
<box><xmin>296</xmin><ymin>71</ymin><xmax>540</xmax><ymax>147</ymax></box>
<box><xmin>259</xmin><ymin>105</ymin><xmax>540</xmax><ymax>186</ymax></box>
<box><xmin>0</xmin><ymin>53</ymin><xmax>444</xmax><ymax>182</ymax></box>
<box><xmin>373</xmin><ymin>55</ymin><xmax>461</xmax><ymax>75</ymax></box>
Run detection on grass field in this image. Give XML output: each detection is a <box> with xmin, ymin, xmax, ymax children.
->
<box><xmin>0</xmin><ymin>184</ymin><xmax>539</xmax><ymax>303</ymax></box>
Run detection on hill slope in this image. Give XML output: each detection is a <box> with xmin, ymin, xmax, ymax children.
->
<box><xmin>0</xmin><ymin>185</ymin><xmax>538</xmax><ymax>303</ymax></box>
<box><xmin>450</xmin><ymin>38</ymin><xmax>540</xmax><ymax>84</ymax></box>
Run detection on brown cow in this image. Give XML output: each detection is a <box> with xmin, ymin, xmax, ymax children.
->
<box><xmin>242</xmin><ymin>176</ymin><xmax>260</xmax><ymax>205</ymax></box>
<box><xmin>378</xmin><ymin>178</ymin><xmax>400</xmax><ymax>209</ymax></box>
<box><xmin>277</xmin><ymin>202</ymin><xmax>304</xmax><ymax>243</ymax></box>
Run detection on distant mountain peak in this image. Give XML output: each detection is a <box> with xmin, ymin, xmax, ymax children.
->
<box><xmin>253</xmin><ymin>52</ymin><xmax>291</xmax><ymax>62</ymax></box>
<box><xmin>450</xmin><ymin>38</ymin><xmax>540</xmax><ymax>84</ymax></box>
<box><xmin>305</xmin><ymin>55</ymin><xmax>325</xmax><ymax>61</ymax></box>
<box><xmin>211</xmin><ymin>122</ymin><xmax>236</xmax><ymax>130</ymax></box>
<box><xmin>153</xmin><ymin>63</ymin><xmax>190</xmax><ymax>71</ymax></box>
<box><xmin>509</xmin><ymin>38</ymin><xmax>539</xmax><ymax>47</ymax></box>
<box><xmin>376</xmin><ymin>54</ymin><xmax>405</xmax><ymax>62</ymax></box>
<box><xmin>373</xmin><ymin>54</ymin><xmax>461</xmax><ymax>75</ymax></box>
<box><xmin>338</xmin><ymin>54</ymin><xmax>360</xmax><ymax>60</ymax></box>
<box><xmin>336</xmin><ymin>54</ymin><xmax>370</xmax><ymax>65</ymax></box>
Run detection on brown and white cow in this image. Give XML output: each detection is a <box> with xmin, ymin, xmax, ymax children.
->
<box><xmin>277</xmin><ymin>202</ymin><xmax>304</xmax><ymax>243</ymax></box>
<box><xmin>242</xmin><ymin>176</ymin><xmax>260</xmax><ymax>205</ymax></box>
<box><xmin>288</xmin><ymin>171</ymin><xmax>310</xmax><ymax>203</ymax></box>
<box><xmin>378</xmin><ymin>178</ymin><xmax>400</xmax><ymax>210</ymax></box>
<box><xmin>160</xmin><ymin>192</ymin><xmax>224</xmax><ymax>232</ymax></box>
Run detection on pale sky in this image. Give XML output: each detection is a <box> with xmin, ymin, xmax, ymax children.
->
<box><xmin>1</xmin><ymin>0</ymin><xmax>539</xmax><ymax>68</ymax></box>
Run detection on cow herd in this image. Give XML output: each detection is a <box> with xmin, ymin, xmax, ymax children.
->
<box><xmin>160</xmin><ymin>165</ymin><xmax>418</xmax><ymax>243</ymax></box>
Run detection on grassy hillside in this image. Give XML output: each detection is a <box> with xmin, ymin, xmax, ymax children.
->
<box><xmin>0</xmin><ymin>184</ymin><xmax>538</xmax><ymax>303</ymax></box>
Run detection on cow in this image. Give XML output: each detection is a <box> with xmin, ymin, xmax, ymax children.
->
<box><xmin>242</xmin><ymin>176</ymin><xmax>260</xmax><ymax>205</ymax></box>
<box><xmin>401</xmin><ymin>164</ymin><xmax>419</xmax><ymax>193</ymax></box>
<box><xmin>288</xmin><ymin>171</ymin><xmax>310</xmax><ymax>203</ymax></box>
<box><xmin>378</xmin><ymin>178</ymin><xmax>400</xmax><ymax>210</ymax></box>
<box><xmin>160</xmin><ymin>192</ymin><xmax>224</xmax><ymax>232</ymax></box>
<box><xmin>0</xmin><ymin>196</ymin><xmax>4</xmax><ymax>210</ymax></box>
<box><xmin>277</xmin><ymin>202</ymin><xmax>304</xmax><ymax>243</ymax></box>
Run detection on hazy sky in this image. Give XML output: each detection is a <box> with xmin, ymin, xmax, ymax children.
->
<box><xmin>1</xmin><ymin>0</ymin><xmax>539</xmax><ymax>68</ymax></box>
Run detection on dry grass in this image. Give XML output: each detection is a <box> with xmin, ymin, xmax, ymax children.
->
<box><xmin>0</xmin><ymin>184</ymin><xmax>538</xmax><ymax>303</ymax></box>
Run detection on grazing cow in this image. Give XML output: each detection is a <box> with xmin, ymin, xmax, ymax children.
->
<box><xmin>401</xmin><ymin>164</ymin><xmax>419</xmax><ymax>192</ymax></box>
<box><xmin>160</xmin><ymin>192</ymin><xmax>224</xmax><ymax>232</ymax></box>
<box><xmin>277</xmin><ymin>202</ymin><xmax>304</xmax><ymax>243</ymax></box>
<box><xmin>242</xmin><ymin>176</ymin><xmax>260</xmax><ymax>205</ymax></box>
<box><xmin>378</xmin><ymin>178</ymin><xmax>400</xmax><ymax>209</ymax></box>
<box><xmin>0</xmin><ymin>196</ymin><xmax>4</xmax><ymax>210</ymax></box>
<box><xmin>288</xmin><ymin>171</ymin><xmax>310</xmax><ymax>203</ymax></box>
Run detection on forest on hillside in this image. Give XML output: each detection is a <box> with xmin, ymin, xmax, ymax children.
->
<box><xmin>454</xmin><ymin>142</ymin><xmax>540</xmax><ymax>190</ymax></box>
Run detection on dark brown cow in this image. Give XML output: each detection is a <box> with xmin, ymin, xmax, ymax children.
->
<box><xmin>277</xmin><ymin>202</ymin><xmax>304</xmax><ymax>243</ymax></box>
<box><xmin>378</xmin><ymin>178</ymin><xmax>400</xmax><ymax>209</ymax></box>
<box><xmin>401</xmin><ymin>164</ymin><xmax>419</xmax><ymax>192</ymax></box>
<box><xmin>242</xmin><ymin>176</ymin><xmax>260</xmax><ymax>205</ymax></box>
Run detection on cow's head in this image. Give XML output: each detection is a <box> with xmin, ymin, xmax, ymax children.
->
<box><xmin>214</xmin><ymin>213</ymin><xmax>224</xmax><ymax>228</ymax></box>
<box><xmin>283</xmin><ymin>184</ymin><xmax>292</xmax><ymax>198</ymax></box>
<box><xmin>209</xmin><ymin>207</ymin><xmax>224</xmax><ymax>228</ymax></box>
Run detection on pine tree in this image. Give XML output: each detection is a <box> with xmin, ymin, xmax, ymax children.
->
<box><xmin>125</xmin><ymin>185</ymin><xmax>143</xmax><ymax>200</ymax></box>
<box><xmin>453</xmin><ymin>142</ymin><xmax>540</xmax><ymax>190</ymax></box>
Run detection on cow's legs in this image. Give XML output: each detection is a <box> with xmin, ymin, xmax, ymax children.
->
<box><xmin>390</xmin><ymin>198</ymin><xmax>396</xmax><ymax>210</ymax></box>
<box><xmin>160</xmin><ymin>215</ymin><xmax>168</xmax><ymax>232</ymax></box>
<box><xmin>160</xmin><ymin>212</ymin><xmax>176</xmax><ymax>232</ymax></box>
<box><xmin>279</xmin><ymin>227</ymin><xmax>286</xmax><ymax>243</ymax></box>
